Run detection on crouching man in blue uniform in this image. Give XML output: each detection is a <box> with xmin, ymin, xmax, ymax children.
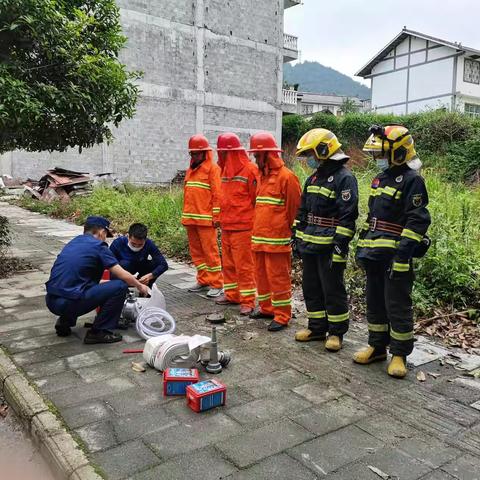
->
<box><xmin>109</xmin><ymin>223</ymin><xmax>168</xmax><ymax>289</ymax></box>
<box><xmin>45</xmin><ymin>216</ymin><xmax>149</xmax><ymax>344</ymax></box>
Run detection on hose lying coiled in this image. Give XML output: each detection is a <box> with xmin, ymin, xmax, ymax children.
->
<box><xmin>135</xmin><ymin>307</ymin><xmax>176</xmax><ymax>340</ymax></box>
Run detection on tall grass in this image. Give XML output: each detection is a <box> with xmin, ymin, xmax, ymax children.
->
<box><xmin>18</xmin><ymin>185</ymin><xmax>188</xmax><ymax>259</ymax></box>
<box><xmin>293</xmin><ymin>162</ymin><xmax>480</xmax><ymax>311</ymax></box>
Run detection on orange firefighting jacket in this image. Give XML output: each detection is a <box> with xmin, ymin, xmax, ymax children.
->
<box><xmin>252</xmin><ymin>153</ymin><xmax>302</xmax><ymax>253</ymax></box>
<box><xmin>181</xmin><ymin>150</ymin><xmax>221</xmax><ymax>227</ymax></box>
<box><xmin>219</xmin><ymin>150</ymin><xmax>259</xmax><ymax>231</ymax></box>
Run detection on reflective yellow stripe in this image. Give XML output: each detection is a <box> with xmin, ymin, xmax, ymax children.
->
<box><xmin>196</xmin><ymin>263</ymin><xmax>207</xmax><ymax>271</ymax></box>
<box><xmin>307</xmin><ymin>310</ymin><xmax>326</xmax><ymax>319</ymax></box>
<box><xmin>224</xmin><ymin>283</ymin><xmax>238</xmax><ymax>291</ymax></box>
<box><xmin>368</xmin><ymin>323</ymin><xmax>389</xmax><ymax>332</ymax></box>
<box><xmin>370</xmin><ymin>186</ymin><xmax>402</xmax><ymax>199</ymax></box>
<box><xmin>401</xmin><ymin>228</ymin><xmax>422</xmax><ymax>242</ymax></box>
<box><xmin>232</xmin><ymin>176</ymin><xmax>248</xmax><ymax>183</ymax></box>
<box><xmin>393</xmin><ymin>261</ymin><xmax>410</xmax><ymax>272</ymax></box>
<box><xmin>306</xmin><ymin>186</ymin><xmax>336</xmax><ymax>198</ymax></box>
<box><xmin>257</xmin><ymin>293</ymin><xmax>271</xmax><ymax>301</ymax></box>
<box><xmin>222</xmin><ymin>176</ymin><xmax>248</xmax><ymax>183</ymax></box>
<box><xmin>391</xmin><ymin>328</ymin><xmax>414</xmax><ymax>341</ymax></box>
<box><xmin>332</xmin><ymin>254</ymin><xmax>347</xmax><ymax>263</ymax></box>
<box><xmin>256</xmin><ymin>196</ymin><xmax>285</xmax><ymax>206</ymax></box>
<box><xmin>206</xmin><ymin>265</ymin><xmax>222</xmax><ymax>272</ymax></box>
<box><xmin>296</xmin><ymin>231</ymin><xmax>333</xmax><ymax>245</ymax></box>
<box><xmin>182</xmin><ymin>213</ymin><xmax>213</xmax><ymax>220</ymax></box>
<box><xmin>252</xmin><ymin>236</ymin><xmax>291</xmax><ymax>245</ymax></box>
<box><xmin>357</xmin><ymin>238</ymin><xmax>399</xmax><ymax>249</ymax></box>
<box><xmin>336</xmin><ymin>226</ymin><xmax>354</xmax><ymax>238</ymax></box>
<box><xmin>328</xmin><ymin>312</ymin><xmax>349</xmax><ymax>322</ymax></box>
<box><xmin>240</xmin><ymin>289</ymin><xmax>257</xmax><ymax>296</ymax></box>
<box><xmin>362</xmin><ymin>222</ymin><xmax>370</xmax><ymax>231</ymax></box>
<box><xmin>186</xmin><ymin>181</ymin><xmax>211</xmax><ymax>190</ymax></box>
<box><xmin>272</xmin><ymin>298</ymin><xmax>291</xmax><ymax>307</ymax></box>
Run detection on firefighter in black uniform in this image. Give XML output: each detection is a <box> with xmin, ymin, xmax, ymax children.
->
<box><xmin>294</xmin><ymin>129</ymin><xmax>359</xmax><ymax>352</ymax></box>
<box><xmin>354</xmin><ymin>125</ymin><xmax>431</xmax><ymax>378</ymax></box>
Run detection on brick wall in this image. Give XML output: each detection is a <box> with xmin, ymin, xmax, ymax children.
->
<box><xmin>7</xmin><ymin>0</ymin><xmax>285</xmax><ymax>183</ymax></box>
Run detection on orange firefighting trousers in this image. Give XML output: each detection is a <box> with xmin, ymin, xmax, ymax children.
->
<box><xmin>254</xmin><ymin>251</ymin><xmax>292</xmax><ymax>325</ymax></box>
<box><xmin>186</xmin><ymin>225</ymin><xmax>223</xmax><ymax>289</ymax></box>
<box><xmin>222</xmin><ymin>230</ymin><xmax>256</xmax><ymax>308</ymax></box>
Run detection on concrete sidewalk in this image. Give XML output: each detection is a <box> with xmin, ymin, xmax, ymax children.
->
<box><xmin>1</xmin><ymin>201</ymin><xmax>480</xmax><ymax>480</ymax></box>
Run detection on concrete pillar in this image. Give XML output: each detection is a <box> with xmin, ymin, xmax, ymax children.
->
<box><xmin>0</xmin><ymin>152</ymin><xmax>13</xmax><ymax>176</ymax></box>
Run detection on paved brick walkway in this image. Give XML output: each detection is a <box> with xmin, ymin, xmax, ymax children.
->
<box><xmin>1</xmin><ymin>201</ymin><xmax>480</xmax><ymax>480</ymax></box>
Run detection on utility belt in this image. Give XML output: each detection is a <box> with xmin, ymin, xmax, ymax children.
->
<box><xmin>307</xmin><ymin>214</ymin><xmax>339</xmax><ymax>227</ymax></box>
<box><xmin>368</xmin><ymin>217</ymin><xmax>403</xmax><ymax>235</ymax></box>
<box><xmin>367</xmin><ymin>217</ymin><xmax>431</xmax><ymax>258</ymax></box>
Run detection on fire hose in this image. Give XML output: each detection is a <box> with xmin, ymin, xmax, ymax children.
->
<box><xmin>141</xmin><ymin>334</ymin><xmax>231</xmax><ymax>371</ymax></box>
<box><xmin>142</xmin><ymin>334</ymin><xmax>210</xmax><ymax>370</ymax></box>
<box><xmin>135</xmin><ymin>307</ymin><xmax>176</xmax><ymax>340</ymax></box>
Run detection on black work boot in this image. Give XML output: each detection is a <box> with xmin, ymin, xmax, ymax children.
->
<box><xmin>268</xmin><ymin>320</ymin><xmax>287</xmax><ymax>332</ymax></box>
<box><xmin>55</xmin><ymin>318</ymin><xmax>71</xmax><ymax>337</ymax></box>
<box><xmin>250</xmin><ymin>309</ymin><xmax>275</xmax><ymax>320</ymax></box>
<box><xmin>84</xmin><ymin>330</ymin><xmax>122</xmax><ymax>344</ymax></box>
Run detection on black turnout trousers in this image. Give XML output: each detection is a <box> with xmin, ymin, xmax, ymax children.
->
<box><xmin>364</xmin><ymin>260</ymin><xmax>415</xmax><ymax>356</ymax></box>
<box><xmin>301</xmin><ymin>252</ymin><xmax>349</xmax><ymax>337</ymax></box>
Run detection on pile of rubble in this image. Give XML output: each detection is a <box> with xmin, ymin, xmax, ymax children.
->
<box><xmin>1</xmin><ymin>167</ymin><xmax>122</xmax><ymax>203</ymax></box>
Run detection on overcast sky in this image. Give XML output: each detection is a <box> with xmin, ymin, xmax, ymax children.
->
<box><xmin>284</xmin><ymin>0</ymin><xmax>480</xmax><ymax>85</ymax></box>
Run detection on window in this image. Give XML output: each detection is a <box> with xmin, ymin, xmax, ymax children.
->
<box><xmin>464</xmin><ymin>59</ymin><xmax>480</xmax><ymax>84</ymax></box>
<box><xmin>302</xmin><ymin>104</ymin><xmax>313</xmax><ymax>115</ymax></box>
<box><xmin>465</xmin><ymin>103</ymin><xmax>480</xmax><ymax>118</ymax></box>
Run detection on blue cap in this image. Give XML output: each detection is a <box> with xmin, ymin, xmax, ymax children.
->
<box><xmin>84</xmin><ymin>216</ymin><xmax>113</xmax><ymax>237</ymax></box>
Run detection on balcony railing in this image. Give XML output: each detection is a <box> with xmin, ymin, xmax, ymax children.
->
<box><xmin>283</xmin><ymin>33</ymin><xmax>298</xmax><ymax>52</ymax></box>
<box><xmin>282</xmin><ymin>89</ymin><xmax>298</xmax><ymax>105</ymax></box>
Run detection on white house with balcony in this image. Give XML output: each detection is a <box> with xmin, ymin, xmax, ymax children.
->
<box><xmin>296</xmin><ymin>93</ymin><xmax>367</xmax><ymax>116</ymax></box>
<box><xmin>356</xmin><ymin>28</ymin><xmax>480</xmax><ymax>117</ymax></box>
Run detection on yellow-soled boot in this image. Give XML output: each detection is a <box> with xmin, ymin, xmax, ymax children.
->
<box><xmin>295</xmin><ymin>329</ymin><xmax>326</xmax><ymax>342</ymax></box>
<box><xmin>387</xmin><ymin>355</ymin><xmax>407</xmax><ymax>379</ymax></box>
<box><xmin>352</xmin><ymin>346</ymin><xmax>387</xmax><ymax>365</ymax></box>
<box><xmin>325</xmin><ymin>335</ymin><xmax>342</xmax><ymax>352</ymax></box>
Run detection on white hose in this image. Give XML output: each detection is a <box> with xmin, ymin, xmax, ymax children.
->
<box><xmin>142</xmin><ymin>334</ymin><xmax>211</xmax><ymax>370</ymax></box>
<box><xmin>135</xmin><ymin>307</ymin><xmax>176</xmax><ymax>340</ymax></box>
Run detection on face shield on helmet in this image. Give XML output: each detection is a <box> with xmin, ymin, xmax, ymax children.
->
<box><xmin>363</xmin><ymin>125</ymin><xmax>421</xmax><ymax>171</ymax></box>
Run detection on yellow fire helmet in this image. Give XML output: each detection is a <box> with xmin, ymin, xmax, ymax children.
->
<box><xmin>296</xmin><ymin>128</ymin><xmax>348</xmax><ymax>161</ymax></box>
<box><xmin>363</xmin><ymin>125</ymin><xmax>421</xmax><ymax>169</ymax></box>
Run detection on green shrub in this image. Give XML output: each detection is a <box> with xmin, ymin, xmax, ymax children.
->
<box><xmin>308</xmin><ymin>112</ymin><xmax>340</xmax><ymax>134</ymax></box>
<box><xmin>282</xmin><ymin>114</ymin><xmax>308</xmax><ymax>145</ymax></box>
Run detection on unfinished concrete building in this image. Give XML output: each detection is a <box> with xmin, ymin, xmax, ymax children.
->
<box><xmin>2</xmin><ymin>0</ymin><xmax>300</xmax><ymax>183</ymax></box>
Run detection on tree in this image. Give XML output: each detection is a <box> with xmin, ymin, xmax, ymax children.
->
<box><xmin>340</xmin><ymin>97</ymin><xmax>360</xmax><ymax>115</ymax></box>
<box><xmin>0</xmin><ymin>0</ymin><xmax>141</xmax><ymax>154</ymax></box>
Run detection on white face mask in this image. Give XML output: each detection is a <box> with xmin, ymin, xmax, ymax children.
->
<box><xmin>376</xmin><ymin>158</ymin><xmax>389</xmax><ymax>171</ymax></box>
<box><xmin>128</xmin><ymin>243</ymin><xmax>143</xmax><ymax>253</ymax></box>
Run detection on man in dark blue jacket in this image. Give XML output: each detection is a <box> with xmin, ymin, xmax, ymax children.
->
<box><xmin>46</xmin><ymin>216</ymin><xmax>149</xmax><ymax>344</ymax></box>
<box><xmin>109</xmin><ymin>223</ymin><xmax>168</xmax><ymax>288</ymax></box>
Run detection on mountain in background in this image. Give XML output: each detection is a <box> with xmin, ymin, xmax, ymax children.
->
<box><xmin>284</xmin><ymin>61</ymin><xmax>371</xmax><ymax>99</ymax></box>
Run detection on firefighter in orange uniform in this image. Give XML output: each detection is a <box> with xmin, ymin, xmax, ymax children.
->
<box><xmin>182</xmin><ymin>134</ymin><xmax>223</xmax><ymax>298</ymax></box>
<box><xmin>248</xmin><ymin>132</ymin><xmax>302</xmax><ymax>331</ymax></box>
<box><xmin>214</xmin><ymin>133</ymin><xmax>259</xmax><ymax>315</ymax></box>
